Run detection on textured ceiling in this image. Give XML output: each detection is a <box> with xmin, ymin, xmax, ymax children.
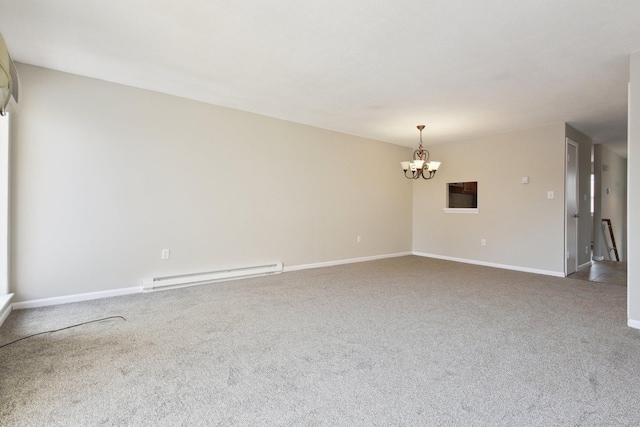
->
<box><xmin>1</xmin><ymin>0</ymin><xmax>639</xmax><ymax>156</ymax></box>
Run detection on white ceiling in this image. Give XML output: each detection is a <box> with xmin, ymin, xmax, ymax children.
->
<box><xmin>1</xmin><ymin>0</ymin><xmax>639</xmax><ymax>156</ymax></box>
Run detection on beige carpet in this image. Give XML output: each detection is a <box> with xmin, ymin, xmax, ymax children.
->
<box><xmin>1</xmin><ymin>256</ymin><xmax>639</xmax><ymax>426</ymax></box>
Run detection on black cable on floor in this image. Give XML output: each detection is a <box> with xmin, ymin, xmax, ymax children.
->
<box><xmin>0</xmin><ymin>315</ymin><xmax>126</xmax><ymax>349</ymax></box>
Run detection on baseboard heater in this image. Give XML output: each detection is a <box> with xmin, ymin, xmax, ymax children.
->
<box><xmin>142</xmin><ymin>262</ymin><xmax>283</xmax><ymax>292</ymax></box>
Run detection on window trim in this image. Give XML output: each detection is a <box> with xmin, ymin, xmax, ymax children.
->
<box><xmin>443</xmin><ymin>208</ymin><xmax>479</xmax><ymax>214</ymax></box>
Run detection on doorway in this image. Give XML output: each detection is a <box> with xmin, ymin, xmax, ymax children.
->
<box><xmin>566</xmin><ymin>138</ymin><xmax>579</xmax><ymax>275</ymax></box>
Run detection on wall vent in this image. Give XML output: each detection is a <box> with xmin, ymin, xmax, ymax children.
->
<box><xmin>142</xmin><ymin>262</ymin><xmax>283</xmax><ymax>292</ymax></box>
<box><xmin>8</xmin><ymin>56</ymin><xmax>19</xmax><ymax>105</ymax></box>
<box><xmin>0</xmin><ymin>32</ymin><xmax>19</xmax><ymax>114</ymax></box>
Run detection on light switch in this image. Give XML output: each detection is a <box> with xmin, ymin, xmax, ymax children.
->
<box><xmin>547</xmin><ymin>191</ymin><xmax>554</xmax><ymax>199</ymax></box>
<box><xmin>522</xmin><ymin>176</ymin><xmax>529</xmax><ymax>184</ymax></box>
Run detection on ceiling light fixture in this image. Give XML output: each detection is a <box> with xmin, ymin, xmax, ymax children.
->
<box><xmin>400</xmin><ymin>125</ymin><xmax>441</xmax><ymax>180</ymax></box>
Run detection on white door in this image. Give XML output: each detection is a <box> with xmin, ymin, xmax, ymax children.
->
<box><xmin>566</xmin><ymin>139</ymin><xmax>579</xmax><ymax>275</ymax></box>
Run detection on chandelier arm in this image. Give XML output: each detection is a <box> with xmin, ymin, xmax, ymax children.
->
<box><xmin>421</xmin><ymin>170</ymin><xmax>436</xmax><ymax>180</ymax></box>
<box><xmin>403</xmin><ymin>169</ymin><xmax>420</xmax><ymax>179</ymax></box>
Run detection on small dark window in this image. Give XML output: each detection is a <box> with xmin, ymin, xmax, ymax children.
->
<box><xmin>448</xmin><ymin>182</ymin><xmax>478</xmax><ymax>208</ymax></box>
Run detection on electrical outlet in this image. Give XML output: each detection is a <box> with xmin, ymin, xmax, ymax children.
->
<box><xmin>547</xmin><ymin>191</ymin><xmax>554</xmax><ymax>199</ymax></box>
<box><xmin>585</xmin><ymin>246</ymin><xmax>589</xmax><ymax>254</ymax></box>
<box><xmin>161</xmin><ymin>249</ymin><xmax>170</xmax><ymax>260</ymax></box>
<box><xmin>481</xmin><ymin>239</ymin><xmax>486</xmax><ymax>246</ymax></box>
<box><xmin>357</xmin><ymin>235</ymin><xmax>362</xmax><ymax>243</ymax></box>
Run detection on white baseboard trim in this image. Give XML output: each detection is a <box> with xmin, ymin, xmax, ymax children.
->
<box><xmin>7</xmin><ymin>254</ymin><xmax>413</xmax><ymax>311</ymax></box>
<box><xmin>0</xmin><ymin>293</ymin><xmax>14</xmax><ymax>327</ymax></box>
<box><xmin>413</xmin><ymin>252</ymin><xmax>565</xmax><ymax>278</ymax></box>
<box><xmin>593</xmin><ymin>256</ymin><xmax>605</xmax><ymax>261</ymax></box>
<box><xmin>283</xmin><ymin>252</ymin><xmax>413</xmax><ymax>273</ymax></box>
<box><xmin>12</xmin><ymin>286</ymin><xmax>143</xmax><ymax>310</ymax></box>
<box><xmin>578</xmin><ymin>261</ymin><xmax>593</xmax><ymax>271</ymax></box>
<box><xmin>628</xmin><ymin>319</ymin><xmax>640</xmax><ymax>330</ymax></box>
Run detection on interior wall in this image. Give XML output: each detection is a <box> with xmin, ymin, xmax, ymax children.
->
<box><xmin>628</xmin><ymin>50</ymin><xmax>640</xmax><ymax>327</ymax></box>
<box><xmin>412</xmin><ymin>124</ymin><xmax>567</xmax><ymax>274</ymax></box>
<box><xmin>593</xmin><ymin>147</ymin><xmax>603</xmax><ymax>260</ymax></box>
<box><xmin>565</xmin><ymin>125</ymin><xmax>594</xmax><ymax>268</ymax></box>
<box><xmin>593</xmin><ymin>144</ymin><xmax>627</xmax><ymax>261</ymax></box>
<box><xmin>10</xmin><ymin>64</ymin><xmax>413</xmax><ymax>302</ymax></box>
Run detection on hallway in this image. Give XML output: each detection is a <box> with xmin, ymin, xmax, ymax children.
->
<box><xmin>570</xmin><ymin>260</ymin><xmax>627</xmax><ymax>286</ymax></box>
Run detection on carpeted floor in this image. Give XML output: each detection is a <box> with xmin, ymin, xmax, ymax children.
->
<box><xmin>1</xmin><ymin>256</ymin><xmax>639</xmax><ymax>426</ymax></box>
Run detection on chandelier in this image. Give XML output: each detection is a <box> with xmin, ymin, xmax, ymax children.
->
<box><xmin>400</xmin><ymin>125</ymin><xmax>441</xmax><ymax>180</ymax></box>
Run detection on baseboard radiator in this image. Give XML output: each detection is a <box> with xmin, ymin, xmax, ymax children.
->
<box><xmin>142</xmin><ymin>262</ymin><xmax>283</xmax><ymax>292</ymax></box>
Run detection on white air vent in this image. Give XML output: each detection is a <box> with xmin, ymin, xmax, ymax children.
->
<box><xmin>142</xmin><ymin>262</ymin><xmax>283</xmax><ymax>292</ymax></box>
<box><xmin>0</xmin><ymin>32</ymin><xmax>20</xmax><ymax>114</ymax></box>
<box><xmin>8</xmin><ymin>56</ymin><xmax>19</xmax><ymax>105</ymax></box>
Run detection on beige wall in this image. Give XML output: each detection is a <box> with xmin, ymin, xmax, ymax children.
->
<box><xmin>412</xmin><ymin>124</ymin><xmax>567</xmax><ymax>274</ymax></box>
<box><xmin>628</xmin><ymin>51</ymin><xmax>640</xmax><ymax>326</ymax></box>
<box><xmin>10</xmin><ymin>64</ymin><xmax>413</xmax><ymax>302</ymax></box>
<box><xmin>8</xmin><ymin>63</ymin><xmax>609</xmax><ymax>305</ymax></box>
